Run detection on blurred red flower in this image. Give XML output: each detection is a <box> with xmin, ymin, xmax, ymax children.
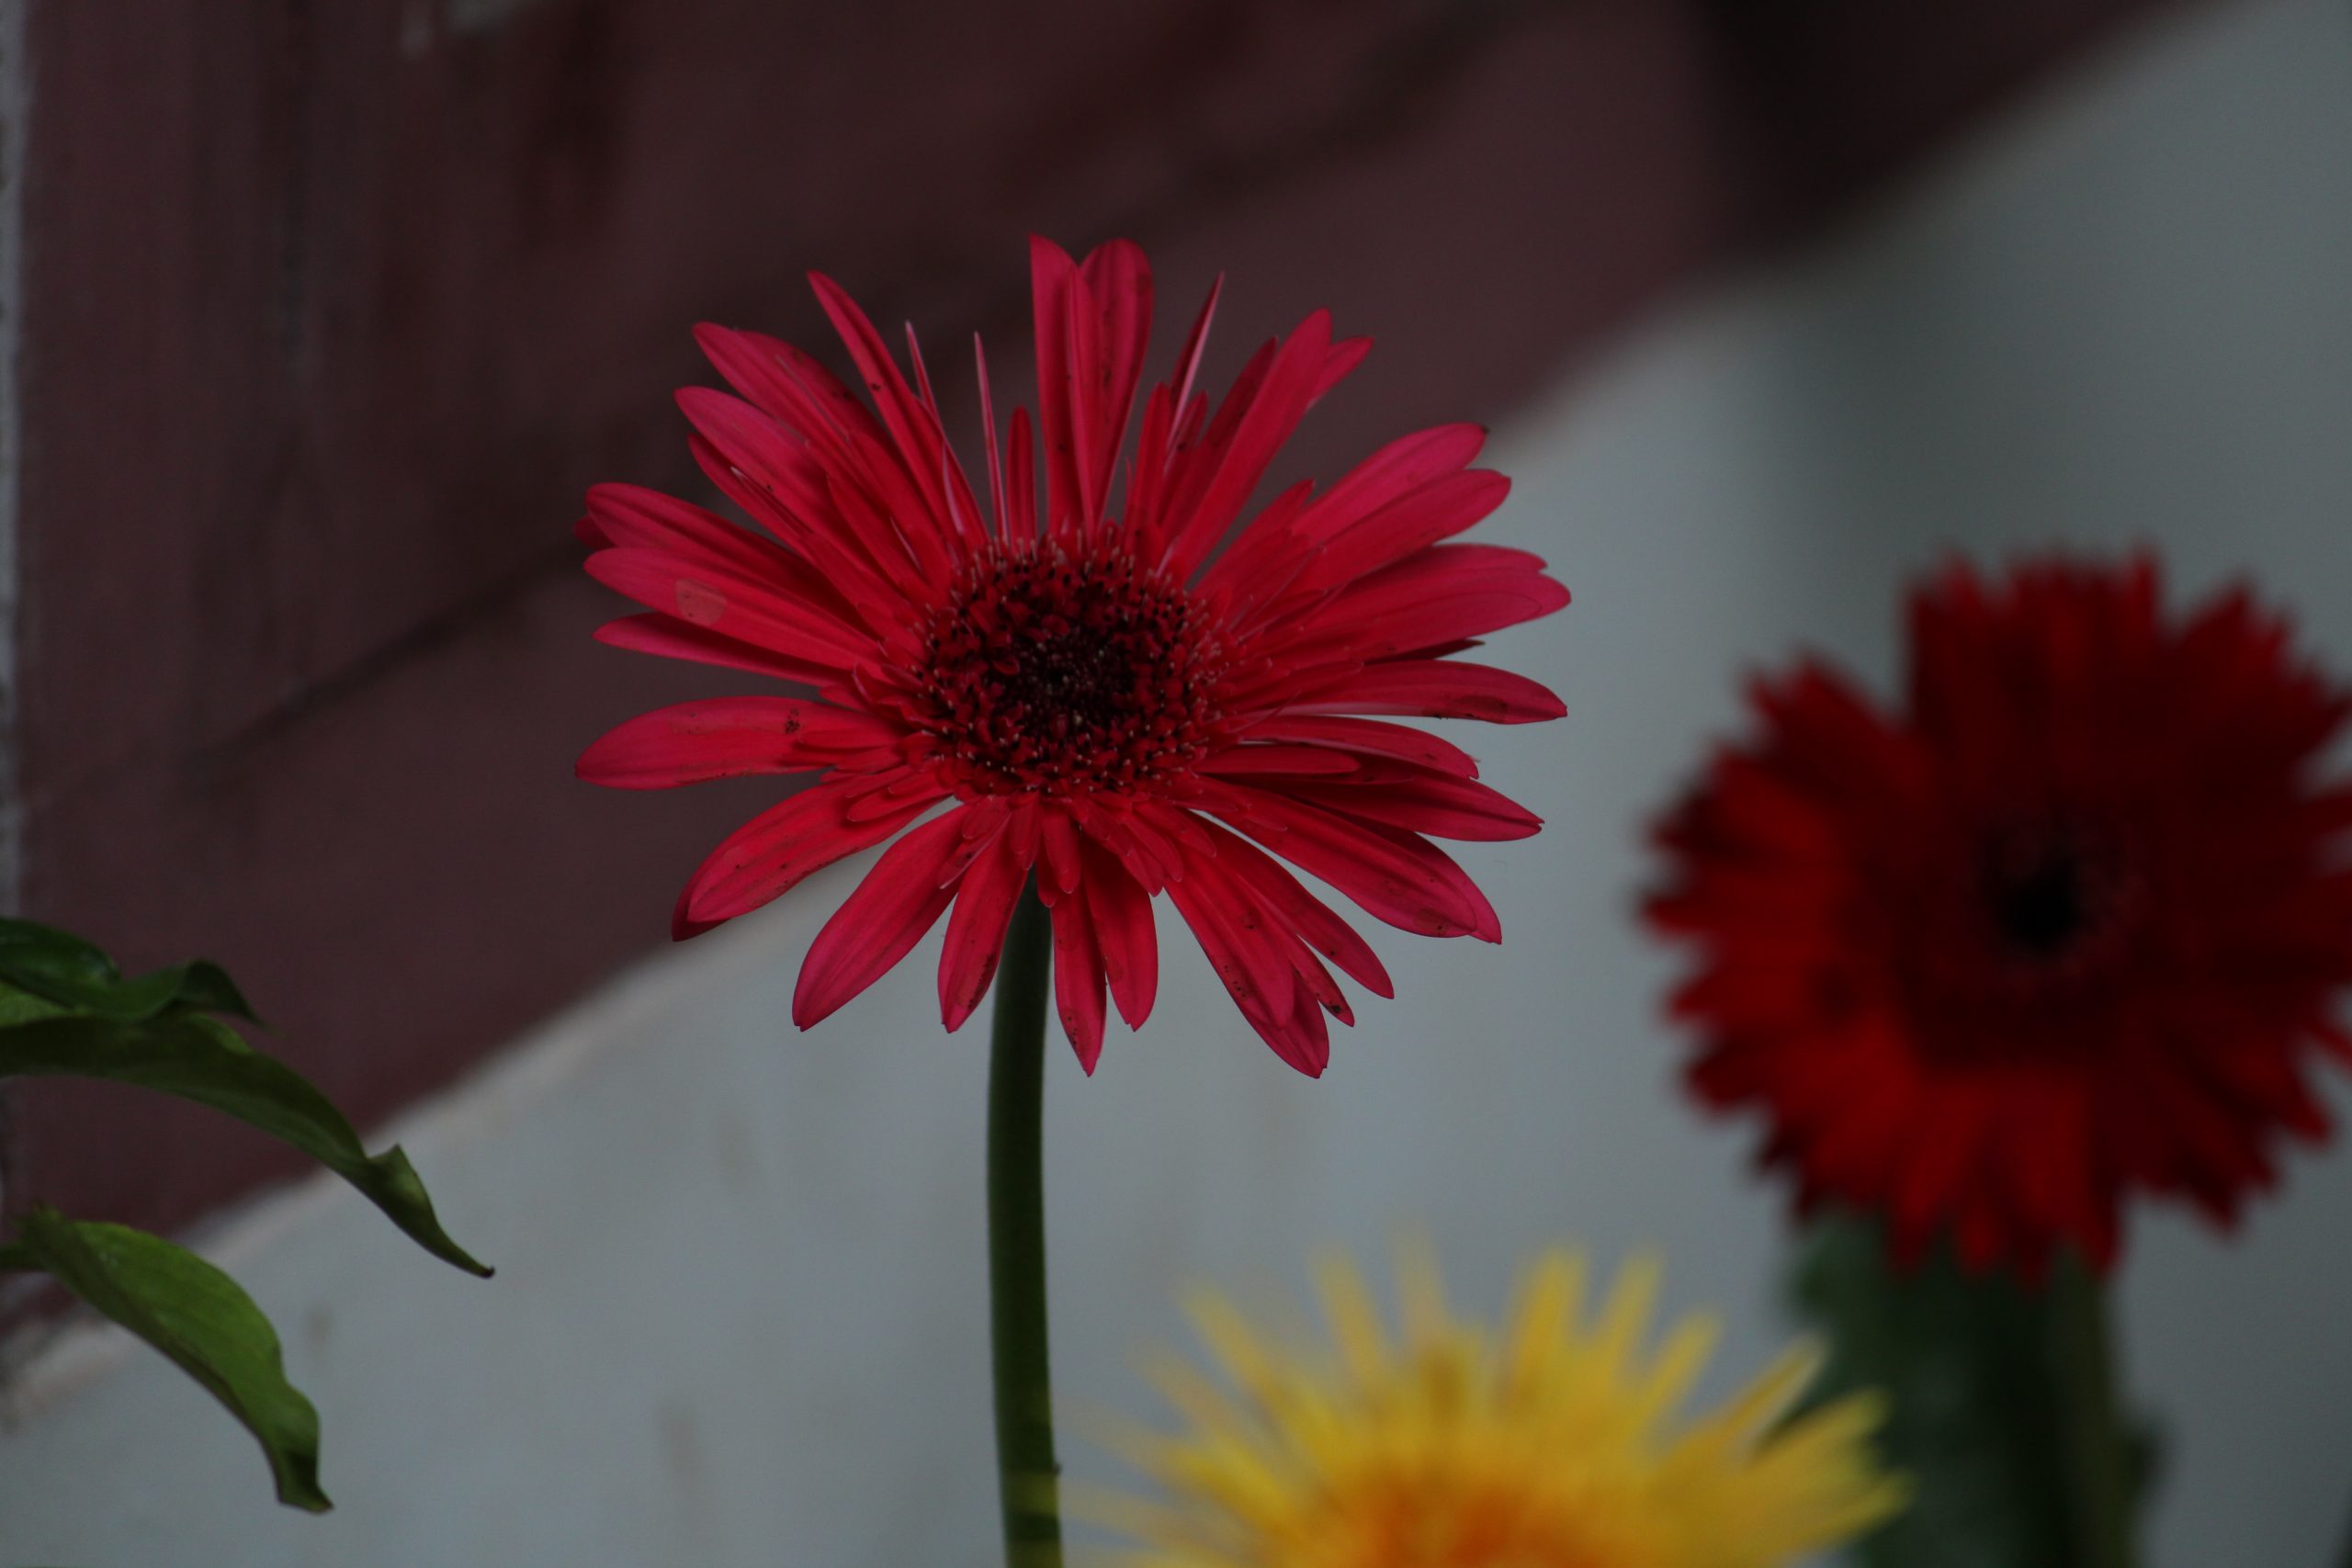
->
<box><xmin>1648</xmin><ymin>558</ymin><xmax>2352</xmax><ymax>1272</ymax></box>
<box><xmin>579</xmin><ymin>238</ymin><xmax>1566</xmax><ymax>1076</ymax></box>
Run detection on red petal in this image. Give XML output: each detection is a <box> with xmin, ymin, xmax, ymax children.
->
<box><xmin>1291</xmin><ymin>660</ymin><xmax>1566</xmax><ymax>725</ymax></box>
<box><xmin>938</xmin><ymin>827</ymin><xmax>1028</xmax><ymax>1032</ymax></box>
<box><xmin>1165</xmin><ymin>850</ymin><xmax>1299</xmax><ymax>1031</ymax></box>
<box><xmin>585</xmin><ymin>547</ymin><xmax>877</xmax><ymax>671</ymax></box>
<box><xmin>593</xmin><ymin>613</ymin><xmax>839</xmax><ymax>687</ymax></box>
<box><xmin>1200</xmin><ymin>782</ymin><xmax>1501</xmax><ymax>942</ymax></box>
<box><xmin>1284</xmin><ymin>546</ymin><xmax>1568</xmax><ymax>660</ymax></box>
<box><xmin>808</xmin><ymin>272</ymin><xmax>971</xmax><ymax>554</ymax></box>
<box><xmin>1198</xmin><ymin>745</ymin><xmax>1363</xmax><ymax>778</ymax></box>
<box><xmin>1163</xmin><ymin>311</ymin><xmax>1334</xmax><ymax>575</ymax></box>
<box><xmin>678</xmin><ymin>387</ymin><xmax>923</xmax><ymax>590</ymax></box>
<box><xmin>1030</xmin><ymin>237</ymin><xmax>1085</xmax><ymax>535</ymax></box>
<box><xmin>1295</xmin><ymin>423</ymin><xmax>1487</xmax><ymax>544</ymax></box>
<box><xmin>694</xmin><ymin>321</ymin><xmax>887</xmax><ymax>457</ymax></box>
<box><xmin>1280</xmin><ymin>768</ymin><xmax>1544</xmax><ymax>842</ymax></box>
<box><xmin>1198</xmin><ymin>818</ymin><xmax>1393</xmax><ymax>998</ymax></box>
<box><xmin>1041</xmin><ymin>809</ymin><xmax>1084</xmax><ymax>897</ymax></box>
<box><xmin>1176</xmin><ymin>851</ymin><xmax>1307</xmax><ymax>1034</ymax></box>
<box><xmin>684</xmin><ymin>780</ymin><xmax>944</xmax><ymax>928</ymax></box>
<box><xmin>1313</xmin><ymin>336</ymin><xmax>1373</xmax><ymax>403</ymax></box>
<box><xmin>586</xmin><ymin>479</ymin><xmax>886</xmax><ymax>654</ymax></box>
<box><xmin>1051</xmin><ymin>881</ymin><xmax>1110</xmax><ymax>1072</ymax></box>
<box><xmin>1078</xmin><ymin>239</ymin><xmax>1153</xmax><ymax>518</ymax></box>
<box><xmin>1242</xmin><ymin>716</ymin><xmax>1480</xmax><ymax>778</ymax></box>
<box><xmin>578</xmin><ymin>698</ymin><xmax>901</xmax><ymax>789</ymax></box>
<box><xmin>1291</xmin><ymin>469</ymin><xmax>1512</xmax><ymax>595</ymax></box>
<box><xmin>793</xmin><ymin>810</ymin><xmax>970</xmax><ymax>1028</ymax></box>
<box><xmin>1080</xmin><ymin>837</ymin><xmax>1159</xmax><ymax>1030</ymax></box>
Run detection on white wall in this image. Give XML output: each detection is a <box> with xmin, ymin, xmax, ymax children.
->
<box><xmin>5</xmin><ymin>0</ymin><xmax>2350</xmax><ymax>1561</ymax></box>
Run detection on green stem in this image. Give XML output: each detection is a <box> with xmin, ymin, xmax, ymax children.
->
<box><xmin>988</xmin><ymin>882</ymin><xmax>1063</xmax><ymax>1568</ymax></box>
<box><xmin>2050</xmin><ymin>1255</ymin><xmax>2139</xmax><ymax>1568</ymax></box>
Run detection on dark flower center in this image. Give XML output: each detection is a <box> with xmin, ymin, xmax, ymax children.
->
<box><xmin>1987</xmin><ymin>852</ymin><xmax>2090</xmax><ymax>956</ymax></box>
<box><xmin>1975</xmin><ymin>821</ymin><xmax>2138</xmax><ymax>970</ymax></box>
<box><xmin>914</xmin><ymin>539</ymin><xmax>1224</xmax><ymax>795</ymax></box>
<box><xmin>1898</xmin><ymin>817</ymin><xmax>2152</xmax><ymax>1066</ymax></box>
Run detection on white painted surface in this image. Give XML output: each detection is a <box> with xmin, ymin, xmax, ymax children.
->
<box><xmin>4</xmin><ymin>0</ymin><xmax>2351</xmax><ymax>1562</ymax></box>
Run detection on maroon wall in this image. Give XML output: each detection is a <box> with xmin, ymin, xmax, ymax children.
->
<box><xmin>6</xmin><ymin>0</ymin><xmax>2190</xmax><ymax>1244</ymax></box>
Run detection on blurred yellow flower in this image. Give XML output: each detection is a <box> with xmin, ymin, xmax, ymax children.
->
<box><xmin>1096</xmin><ymin>1247</ymin><xmax>1905</xmax><ymax>1568</ymax></box>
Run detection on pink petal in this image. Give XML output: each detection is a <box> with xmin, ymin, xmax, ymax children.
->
<box><xmin>1029</xmin><ymin>237</ymin><xmax>1085</xmax><ymax>536</ymax></box>
<box><xmin>679</xmin><ymin>388</ymin><xmax>924</xmax><ymax>590</ymax></box>
<box><xmin>1313</xmin><ymin>336</ymin><xmax>1373</xmax><ymax>404</ymax></box>
<box><xmin>808</xmin><ymin>272</ymin><xmax>973</xmax><ymax>552</ymax></box>
<box><xmin>694</xmin><ymin>321</ymin><xmax>888</xmax><ymax>456</ymax></box>
<box><xmin>1295</xmin><ymin>423</ymin><xmax>1487</xmax><ymax>545</ymax></box>
<box><xmin>1193</xmin><ymin>480</ymin><xmax>1320</xmax><ymax>620</ymax></box>
<box><xmin>1283</xmin><ymin>547</ymin><xmax>1568</xmax><ymax>661</ymax></box>
<box><xmin>682</xmin><ymin>434</ymin><xmax>909</xmax><ymax>623</ymax></box>
<box><xmin>1041</xmin><ymin>809</ymin><xmax>1084</xmax><ymax>898</ymax></box>
<box><xmin>1199</xmin><ymin>782</ymin><xmax>1501</xmax><ymax>942</ymax></box>
<box><xmin>585</xmin><ymin>547</ymin><xmax>876</xmax><ymax>671</ymax></box>
<box><xmin>1241</xmin><ymin>716</ymin><xmax>1481</xmax><ymax>778</ymax></box>
<box><xmin>1291</xmin><ymin>660</ymin><xmax>1566</xmax><ymax>725</ymax></box>
<box><xmin>1125</xmin><ymin>276</ymin><xmax>1226</xmax><ymax>538</ymax></box>
<box><xmin>1051</xmin><ymin>882</ymin><xmax>1109</xmax><ymax>1072</ymax></box>
<box><xmin>675</xmin><ymin>389</ymin><xmax>844</xmax><ymax>549</ymax></box>
<box><xmin>673</xmin><ymin>881</ymin><xmax>724</xmax><ymax>942</ymax></box>
<box><xmin>1077</xmin><ymin>239</ymin><xmax>1154</xmax><ymax>518</ymax></box>
<box><xmin>793</xmin><ymin>809</ymin><xmax>970</xmax><ymax>1028</ymax></box>
<box><xmin>605</xmin><ymin>480</ymin><xmax>875</xmax><ymax>635</ymax></box>
<box><xmin>1007</xmin><ymin>406</ymin><xmax>1038</xmax><ymax>541</ymax></box>
<box><xmin>593</xmin><ymin>613</ymin><xmax>840</xmax><ymax>687</ymax></box>
<box><xmin>1125</xmin><ymin>383</ymin><xmax>1177</xmax><ymax>533</ymax></box>
<box><xmin>1290</xmin><ymin>469</ymin><xmax>1512</xmax><ymax>595</ymax></box>
<box><xmin>1196</xmin><ymin>818</ymin><xmax>1393</xmax><ymax>998</ymax></box>
<box><xmin>578</xmin><ymin>698</ymin><xmax>902</xmax><ymax>790</ymax></box>
<box><xmin>1216</xmin><ymin>965</ymin><xmax>1333</xmax><ymax>1077</ymax></box>
<box><xmin>1163</xmin><ymin>854</ymin><xmax>1298</xmax><ymax>1032</ymax></box>
<box><xmin>938</xmin><ymin>826</ymin><xmax>1028</xmax><ymax>1032</ymax></box>
<box><xmin>1198</xmin><ymin>744</ymin><xmax>1363</xmax><ymax>778</ymax></box>
<box><xmin>1163</xmin><ymin>311</ymin><xmax>1335</xmax><ymax>575</ymax></box>
<box><xmin>589</xmin><ymin>478</ymin><xmax>887</xmax><ymax>657</ymax></box>
<box><xmin>684</xmin><ymin>780</ymin><xmax>944</xmax><ymax>928</ymax></box>
<box><xmin>1280</xmin><ymin>768</ymin><xmax>1544</xmax><ymax>842</ymax></box>
<box><xmin>1080</xmin><ymin>838</ymin><xmax>1159</xmax><ymax>1030</ymax></box>
<box><xmin>1157</xmin><ymin>343</ymin><xmax>1267</xmax><ymax>544</ymax></box>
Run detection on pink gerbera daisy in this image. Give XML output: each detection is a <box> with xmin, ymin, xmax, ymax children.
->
<box><xmin>578</xmin><ymin>238</ymin><xmax>1567</xmax><ymax>1075</ymax></box>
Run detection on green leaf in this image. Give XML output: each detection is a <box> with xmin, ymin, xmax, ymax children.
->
<box><xmin>0</xmin><ymin>1012</ymin><xmax>492</xmax><ymax>1278</ymax></box>
<box><xmin>10</xmin><ymin>1209</ymin><xmax>330</xmax><ymax>1512</ymax></box>
<box><xmin>1792</xmin><ymin>1212</ymin><xmax>2158</xmax><ymax>1568</ymax></box>
<box><xmin>0</xmin><ymin>918</ymin><xmax>258</xmax><ymax>1023</ymax></box>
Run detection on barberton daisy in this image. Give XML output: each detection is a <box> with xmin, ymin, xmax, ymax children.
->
<box><xmin>1648</xmin><ymin>557</ymin><xmax>2352</xmax><ymax>1273</ymax></box>
<box><xmin>1096</xmin><ymin>1247</ymin><xmax>1905</xmax><ymax>1568</ymax></box>
<box><xmin>578</xmin><ymin>238</ymin><xmax>1567</xmax><ymax>1074</ymax></box>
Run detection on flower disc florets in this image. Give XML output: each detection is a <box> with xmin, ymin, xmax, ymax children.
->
<box><xmin>913</xmin><ymin>539</ymin><xmax>1225</xmax><ymax>797</ymax></box>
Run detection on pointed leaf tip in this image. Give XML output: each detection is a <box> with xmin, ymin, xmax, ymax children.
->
<box><xmin>0</xmin><ymin>1013</ymin><xmax>492</xmax><ymax>1279</ymax></box>
<box><xmin>16</xmin><ymin>1211</ymin><xmax>333</xmax><ymax>1512</ymax></box>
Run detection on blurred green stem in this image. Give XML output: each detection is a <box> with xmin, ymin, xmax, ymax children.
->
<box><xmin>2050</xmin><ymin>1256</ymin><xmax>2138</xmax><ymax>1568</ymax></box>
<box><xmin>988</xmin><ymin>883</ymin><xmax>1063</xmax><ymax>1568</ymax></box>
